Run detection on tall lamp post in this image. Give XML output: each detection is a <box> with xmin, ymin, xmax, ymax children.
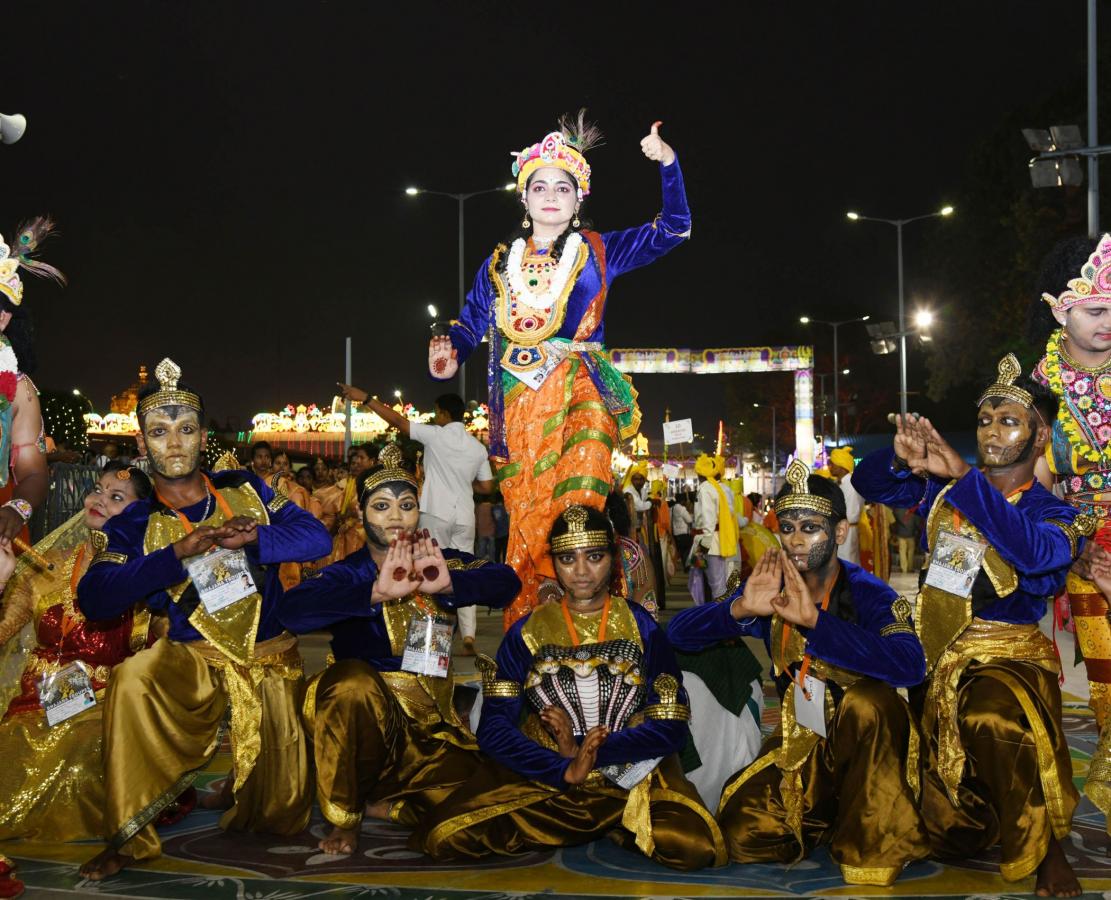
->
<box><xmin>799</xmin><ymin>315</ymin><xmax>869</xmax><ymax>447</ymax></box>
<box><xmin>753</xmin><ymin>402</ymin><xmax>778</xmax><ymax>496</ymax></box>
<box><xmin>405</xmin><ymin>183</ymin><xmax>515</xmax><ymax>400</ymax></box>
<box><xmin>846</xmin><ymin>206</ymin><xmax>953</xmax><ymax>416</ymax></box>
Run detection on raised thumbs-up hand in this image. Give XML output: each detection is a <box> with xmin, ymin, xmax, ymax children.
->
<box><xmin>640</xmin><ymin>120</ymin><xmax>675</xmax><ymax>166</ymax></box>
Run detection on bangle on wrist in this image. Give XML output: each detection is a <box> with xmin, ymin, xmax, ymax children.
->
<box><xmin>892</xmin><ymin>454</ymin><xmax>910</xmax><ymax>473</ymax></box>
<box><xmin>3</xmin><ymin>499</ymin><xmax>32</xmax><ymax>523</ymax></box>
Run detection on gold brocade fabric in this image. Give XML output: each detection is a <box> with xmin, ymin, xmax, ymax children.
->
<box><xmin>414</xmin><ymin>754</ymin><xmax>725</xmax><ymax>871</ymax></box>
<box><xmin>143</xmin><ymin>482</ymin><xmax>270</xmax><ymax>665</ymax></box>
<box><xmin>0</xmin><ymin>703</ymin><xmax>107</xmax><ymax>842</ymax></box>
<box><xmin>520</xmin><ymin>596</ymin><xmax>642</xmax><ymax>655</ymax></box>
<box><xmin>102</xmin><ymin>636</ymin><xmax>310</xmax><ymax>859</ymax></box>
<box><xmin>304</xmin><ymin>659</ymin><xmax>478</xmax><ymax>830</ymax></box>
<box><xmin>917</xmin><ymin>484</ymin><xmax>1019</xmax><ymax>672</ymax></box>
<box><xmin>717</xmin><ymin>679</ymin><xmax>928</xmax><ymax>885</ymax></box>
<box><xmin>919</xmin><ymin>636</ymin><xmax>1079</xmax><ymax>881</ymax></box>
<box><xmin>921</xmin><ymin>620</ymin><xmax>1063</xmax><ymax>812</ymax></box>
<box><xmin>189</xmin><ymin>632</ymin><xmax>303</xmax><ymax>792</ymax></box>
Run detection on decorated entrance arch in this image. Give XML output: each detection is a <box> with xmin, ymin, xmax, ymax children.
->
<box><xmin>607</xmin><ymin>346</ymin><xmax>815</xmax><ymax>465</ymax></box>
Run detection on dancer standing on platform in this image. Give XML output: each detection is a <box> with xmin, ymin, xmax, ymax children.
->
<box><xmin>855</xmin><ymin>355</ymin><xmax>1087</xmax><ymax>898</ymax></box>
<box><xmin>0</xmin><ymin>219</ymin><xmax>65</xmax><ymax>544</ymax></box>
<box><xmin>428</xmin><ymin>113</ymin><xmax>691</xmax><ymax>627</ymax></box>
<box><xmin>75</xmin><ymin>358</ymin><xmax>332</xmax><ymax>881</ymax></box>
<box><xmin>1032</xmin><ymin>234</ymin><xmax>1111</xmax><ymax>823</ymax></box>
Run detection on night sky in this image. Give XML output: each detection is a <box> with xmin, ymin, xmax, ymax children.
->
<box><xmin>2</xmin><ymin>1</ymin><xmax>1094</xmax><ymax>449</ymax></box>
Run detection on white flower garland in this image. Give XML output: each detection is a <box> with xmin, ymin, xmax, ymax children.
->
<box><xmin>0</xmin><ymin>341</ymin><xmax>19</xmax><ymax>376</ymax></box>
<box><xmin>506</xmin><ymin>232</ymin><xmax>583</xmax><ymax>312</ymax></box>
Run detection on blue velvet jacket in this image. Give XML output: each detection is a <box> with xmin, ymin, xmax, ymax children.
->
<box><xmin>852</xmin><ymin>448</ymin><xmax>1082</xmax><ymax>625</ymax></box>
<box><xmin>275</xmin><ymin>545</ymin><xmax>520</xmax><ymax>670</ymax></box>
<box><xmin>446</xmin><ymin>160</ymin><xmax>692</xmax><ymax>459</ymax></box>
<box><xmin>667</xmin><ymin>560</ymin><xmax>927</xmax><ymax>691</ymax></box>
<box><xmin>480</xmin><ymin>601</ymin><xmax>688</xmax><ymax>789</ymax></box>
<box><xmin>77</xmin><ymin>470</ymin><xmax>332</xmax><ymax>644</ymax></box>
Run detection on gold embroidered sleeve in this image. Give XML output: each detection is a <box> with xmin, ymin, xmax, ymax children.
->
<box><xmin>715</xmin><ymin>568</ymin><xmax>744</xmax><ymax>605</ymax></box>
<box><xmin>91</xmin><ymin>551</ymin><xmax>128</xmax><ymax>566</ymax></box>
<box><xmin>445</xmin><ymin>557</ymin><xmax>488</xmax><ymax>572</ymax></box>
<box><xmin>1047</xmin><ymin>514</ymin><xmax>1097</xmax><ymax>559</ymax></box>
<box><xmin>476</xmin><ymin>653</ymin><xmax>521</xmax><ymax>698</ymax></box>
<box><xmin>267</xmin><ymin>491</ymin><xmax>291</xmax><ymax>513</ymax></box>
<box><xmin>880</xmin><ymin>596</ymin><xmax>915</xmax><ymax>637</ymax></box>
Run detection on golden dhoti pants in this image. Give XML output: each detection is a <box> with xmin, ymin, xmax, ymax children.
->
<box><xmin>101</xmin><ymin>637</ymin><xmax>310</xmax><ymax>860</ymax></box>
<box><xmin>0</xmin><ymin>704</ymin><xmax>107</xmax><ymax>842</ymax></box>
<box><xmin>414</xmin><ymin>754</ymin><xmax>725</xmax><ymax>871</ymax></box>
<box><xmin>718</xmin><ymin>679</ymin><xmax>927</xmax><ymax>886</ymax></box>
<box><xmin>919</xmin><ymin>657</ymin><xmax>1079</xmax><ymax>881</ymax></box>
<box><xmin>1067</xmin><ymin>572</ymin><xmax>1111</xmax><ymax>815</ymax></box>
<box><xmin>305</xmin><ymin>659</ymin><xmax>478</xmax><ymax>829</ymax></box>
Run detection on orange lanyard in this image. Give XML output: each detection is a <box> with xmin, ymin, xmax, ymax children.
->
<box><xmin>778</xmin><ymin>572</ymin><xmax>836</xmax><ymax>700</ymax></box>
<box><xmin>950</xmin><ymin>477</ymin><xmax>1033</xmax><ymax>532</ymax></box>
<box><xmin>155</xmin><ymin>474</ymin><xmax>234</xmax><ymax>534</ymax></box>
<box><xmin>561</xmin><ymin>595</ymin><xmax>611</xmax><ymax>647</ymax></box>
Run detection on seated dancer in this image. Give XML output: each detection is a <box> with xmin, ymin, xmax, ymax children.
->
<box><xmin>415</xmin><ymin>505</ymin><xmax>725</xmax><ymax>871</ymax></box>
<box><xmin>276</xmin><ymin>444</ymin><xmax>520</xmax><ymax>855</ymax></box>
<box><xmin>0</xmin><ymin>463</ymin><xmax>152</xmax><ymax>898</ymax></box>
<box><xmin>428</xmin><ymin>115</ymin><xmax>691</xmax><ymax>626</ymax></box>
<box><xmin>852</xmin><ymin>354</ymin><xmax>1088</xmax><ymax>898</ymax></box>
<box><xmin>668</xmin><ymin>460</ymin><xmax>928</xmax><ymax>887</ymax></box>
<box><xmin>75</xmin><ymin>358</ymin><xmax>332</xmax><ymax>880</ymax></box>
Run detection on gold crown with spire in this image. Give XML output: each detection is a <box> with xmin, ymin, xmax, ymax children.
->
<box><xmin>976</xmin><ymin>352</ymin><xmax>1033</xmax><ymax>410</ymax></box>
<box><xmin>137</xmin><ymin>358</ymin><xmax>203</xmax><ymax>417</ymax></box>
<box><xmin>774</xmin><ymin>459</ymin><xmax>834</xmax><ymax>518</ymax></box>
<box><xmin>550</xmin><ymin>504</ymin><xmax>611</xmax><ymax>553</ymax></box>
<box><xmin>358</xmin><ymin>442</ymin><xmax>418</xmax><ymax>500</ymax></box>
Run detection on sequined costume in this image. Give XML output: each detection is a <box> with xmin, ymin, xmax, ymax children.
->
<box><xmin>413</xmin><ymin>596</ymin><xmax>724</xmax><ymax>870</ymax></box>
<box><xmin>668</xmin><ymin>560</ymin><xmax>927</xmax><ymax>886</ymax></box>
<box><xmin>0</xmin><ymin>513</ymin><xmax>148</xmax><ymax>843</ymax></box>
<box><xmin>1035</xmin><ymin>328</ymin><xmax>1111</xmax><ymax>815</ymax></box>
<box><xmin>277</xmin><ymin>545</ymin><xmax>519</xmax><ymax>830</ymax></box>
<box><xmin>445</xmin><ymin>161</ymin><xmax>690</xmax><ymax>626</ymax></box>
<box><xmin>76</xmin><ymin>469</ymin><xmax>332</xmax><ymax>863</ymax></box>
<box><xmin>853</xmin><ymin>448</ymin><xmax>1083</xmax><ymax>881</ymax></box>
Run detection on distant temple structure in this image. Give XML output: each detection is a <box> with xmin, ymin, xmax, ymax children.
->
<box><xmin>109</xmin><ymin>364</ymin><xmax>148</xmax><ymax>414</ymax></box>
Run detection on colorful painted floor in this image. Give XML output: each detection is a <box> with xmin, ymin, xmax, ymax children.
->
<box><xmin>8</xmin><ymin>573</ymin><xmax>1110</xmax><ymax>898</ymax></box>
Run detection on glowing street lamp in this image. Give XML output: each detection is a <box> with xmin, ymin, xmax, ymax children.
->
<box><xmin>798</xmin><ymin>314</ymin><xmax>871</xmax><ymax>447</ymax></box>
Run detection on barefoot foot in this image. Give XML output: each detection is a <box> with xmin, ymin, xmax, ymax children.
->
<box><xmin>79</xmin><ymin>848</ymin><xmax>134</xmax><ymax>881</ymax></box>
<box><xmin>318</xmin><ymin>824</ymin><xmax>359</xmax><ymax>855</ymax></box>
<box><xmin>1035</xmin><ymin>836</ymin><xmax>1082</xmax><ymax>898</ymax></box>
<box><xmin>363</xmin><ymin>800</ymin><xmax>392</xmax><ymax>821</ymax></box>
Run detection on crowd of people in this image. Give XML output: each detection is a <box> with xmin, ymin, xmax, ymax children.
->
<box><xmin>0</xmin><ymin>115</ymin><xmax>1108</xmax><ymax>900</ymax></box>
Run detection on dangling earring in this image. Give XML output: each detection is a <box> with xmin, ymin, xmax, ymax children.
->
<box><xmin>572</xmin><ymin>211</ymin><xmax>581</xmax><ymax>229</ymax></box>
<box><xmin>522</xmin><ymin>214</ymin><xmax>531</xmax><ymax>228</ymax></box>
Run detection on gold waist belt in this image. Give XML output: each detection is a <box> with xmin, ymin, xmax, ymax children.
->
<box><xmin>186</xmin><ymin>631</ymin><xmax>302</xmax><ymax>791</ymax></box>
<box><xmin>924</xmin><ymin>619</ymin><xmax>1057</xmax><ymax>804</ymax></box>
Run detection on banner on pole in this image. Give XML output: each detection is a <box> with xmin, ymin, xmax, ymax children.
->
<box><xmin>663</xmin><ymin>418</ymin><xmax>693</xmax><ymax>445</ymax></box>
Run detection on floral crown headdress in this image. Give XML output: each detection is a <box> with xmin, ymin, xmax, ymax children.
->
<box><xmin>977</xmin><ymin>353</ymin><xmax>1034</xmax><ymax>410</ymax></box>
<box><xmin>774</xmin><ymin>459</ymin><xmax>834</xmax><ymax>518</ymax></box>
<box><xmin>550</xmin><ymin>505</ymin><xmax>611</xmax><ymax>554</ymax></box>
<box><xmin>138</xmin><ymin>358</ymin><xmax>203</xmax><ymax>417</ymax></box>
<box><xmin>1042</xmin><ymin>233</ymin><xmax>1111</xmax><ymax>312</ymax></box>
<box><xmin>358</xmin><ymin>443</ymin><xmax>418</xmax><ymax>502</ymax></box>
<box><xmin>0</xmin><ymin>217</ymin><xmax>66</xmax><ymax>308</ymax></box>
<box><xmin>511</xmin><ymin>110</ymin><xmax>603</xmax><ymax>200</ymax></box>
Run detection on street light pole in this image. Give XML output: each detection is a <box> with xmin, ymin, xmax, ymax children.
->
<box><xmin>800</xmin><ymin>315</ymin><xmax>870</xmax><ymax>446</ymax></box>
<box><xmin>1089</xmin><ymin>0</ymin><xmax>1100</xmax><ymax>238</ymax></box>
<box><xmin>845</xmin><ymin>206</ymin><xmax>953</xmax><ymax>416</ymax></box>
<box><xmin>406</xmin><ymin>183</ymin><xmax>515</xmax><ymax>401</ymax></box>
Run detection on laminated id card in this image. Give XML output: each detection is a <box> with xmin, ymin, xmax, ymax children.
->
<box><xmin>924</xmin><ymin>531</ymin><xmax>986</xmax><ymax>599</ymax></box>
<box><xmin>186</xmin><ymin>547</ymin><xmax>257</xmax><ymax>614</ymax></box>
<box><xmin>793</xmin><ymin>674</ymin><xmax>827</xmax><ymax>738</ymax></box>
<box><xmin>39</xmin><ymin>661</ymin><xmax>96</xmax><ymax>726</ymax></box>
<box><xmin>601</xmin><ymin>757</ymin><xmax>662</xmax><ymax>790</ymax></box>
<box><xmin>401</xmin><ymin>612</ymin><xmax>453</xmax><ymax>678</ymax></box>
